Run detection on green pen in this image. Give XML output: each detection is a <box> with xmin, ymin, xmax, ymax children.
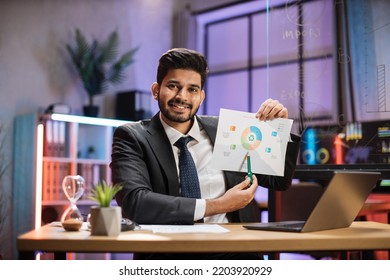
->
<box><xmin>247</xmin><ymin>154</ymin><xmax>253</xmax><ymax>184</ymax></box>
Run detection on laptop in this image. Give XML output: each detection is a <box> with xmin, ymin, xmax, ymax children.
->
<box><xmin>243</xmin><ymin>171</ymin><xmax>381</xmax><ymax>233</ymax></box>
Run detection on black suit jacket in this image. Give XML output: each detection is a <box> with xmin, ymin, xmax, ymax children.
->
<box><xmin>111</xmin><ymin>113</ymin><xmax>300</xmax><ymax>224</ymax></box>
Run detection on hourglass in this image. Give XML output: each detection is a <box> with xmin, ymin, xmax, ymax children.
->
<box><xmin>61</xmin><ymin>175</ymin><xmax>85</xmax><ymax>231</ymax></box>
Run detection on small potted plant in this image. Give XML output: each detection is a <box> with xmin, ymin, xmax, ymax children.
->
<box><xmin>87</xmin><ymin>145</ymin><xmax>96</xmax><ymax>159</ymax></box>
<box><xmin>89</xmin><ymin>180</ymin><xmax>123</xmax><ymax>236</ymax></box>
<box><xmin>66</xmin><ymin>28</ymin><xmax>138</xmax><ymax>117</ymax></box>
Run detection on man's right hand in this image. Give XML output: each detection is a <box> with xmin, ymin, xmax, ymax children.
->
<box><xmin>204</xmin><ymin>175</ymin><xmax>259</xmax><ymax>217</ymax></box>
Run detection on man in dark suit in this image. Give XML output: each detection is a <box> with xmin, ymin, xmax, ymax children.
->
<box><xmin>111</xmin><ymin>48</ymin><xmax>300</xmax><ymax>259</ymax></box>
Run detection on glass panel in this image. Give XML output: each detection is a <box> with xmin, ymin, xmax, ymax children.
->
<box><xmin>252</xmin><ymin>64</ymin><xmax>299</xmax><ymax>118</ymax></box>
<box><xmin>302</xmin><ymin>0</ymin><xmax>333</xmax><ymax>57</ymax></box>
<box><xmin>252</xmin><ymin>6</ymin><xmax>299</xmax><ymax>66</ymax></box>
<box><xmin>207</xmin><ymin>17</ymin><xmax>249</xmax><ymax>72</ymax></box>
<box><xmin>206</xmin><ymin>72</ymin><xmax>249</xmax><ymax>116</ymax></box>
<box><xmin>303</xmin><ymin>58</ymin><xmax>335</xmax><ymax>124</ymax></box>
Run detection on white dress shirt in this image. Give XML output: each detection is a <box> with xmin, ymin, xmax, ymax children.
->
<box><xmin>160</xmin><ymin>114</ymin><xmax>229</xmax><ymax>223</ymax></box>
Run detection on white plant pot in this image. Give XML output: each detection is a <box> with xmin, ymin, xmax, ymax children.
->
<box><xmin>90</xmin><ymin>206</ymin><xmax>121</xmax><ymax>236</ymax></box>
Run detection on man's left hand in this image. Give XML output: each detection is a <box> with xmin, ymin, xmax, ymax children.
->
<box><xmin>255</xmin><ymin>98</ymin><xmax>288</xmax><ymax>121</ymax></box>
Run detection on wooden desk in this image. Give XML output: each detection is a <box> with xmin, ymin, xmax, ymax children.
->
<box><xmin>358</xmin><ymin>199</ymin><xmax>390</xmax><ymax>219</ymax></box>
<box><xmin>17</xmin><ymin>221</ymin><xmax>390</xmax><ymax>259</ymax></box>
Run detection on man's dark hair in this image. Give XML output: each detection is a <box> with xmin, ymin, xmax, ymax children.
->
<box><xmin>156</xmin><ymin>48</ymin><xmax>209</xmax><ymax>89</ymax></box>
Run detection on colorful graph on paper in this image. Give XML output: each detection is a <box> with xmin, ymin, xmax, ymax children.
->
<box><xmin>210</xmin><ymin>108</ymin><xmax>293</xmax><ymax>176</ymax></box>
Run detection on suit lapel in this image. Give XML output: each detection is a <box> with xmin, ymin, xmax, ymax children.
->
<box><xmin>145</xmin><ymin>114</ymin><xmax>180</xmax><ymax>196</ymax></box>
<box><xmin>197</xmin><ymin>116</ymin><xmax>218</xmax><ymax>145</ymax></box>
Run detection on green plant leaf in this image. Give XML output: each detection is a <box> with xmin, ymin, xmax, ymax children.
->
<box><xmin>107</xmin><ymin>47</ymin><xmax>138</xmax><ymax>84</ymax></box>
<box><xmin>66</xmin><ymin>28</ymin><xmax>138</xmax><ymax>106</ymax></box>
<box><xmin>107</xmin><ymin>64</ymin><xmax>126</xmax><ymax>84</ymax></box>
<box><xmin>98</xmin><ymin>31</ymin><xmax>119</xmax><ymax>64</ymax></box>
<box><xmin>89</xmin><ymin>180</ymin><xmax>123</xmax><ymax>207</ymax></box>
<box><xmin>118</xmin><ymin>47</ymin><xmax>139</xmax><ymax>67</ymax></box>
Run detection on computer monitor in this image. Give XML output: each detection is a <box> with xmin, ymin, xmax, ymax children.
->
<box><xmin>294</xmin><ymin>120</ymin><xmax>390</xmax><ymax>190</ymax></box>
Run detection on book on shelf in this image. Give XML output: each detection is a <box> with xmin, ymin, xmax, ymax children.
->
<box><xmin>77</xmin><ymin>163</ymin><xmax>103</xmax><ymax>199</ymax></box>
<box><xmin>42</xmin><ymin>161</ymin><xmax>70</xmax><ymax>201</ymax></box>
<box><xmin>58</xmin><ymin>121</ymin><xmax>66</xmax><ymax>157</ymax></box>
<box><xmin>43</xmin><ymin>119</ymin><xmax>53</xmax><ymax>157</ymax></box>
<box><xmin>43</xmin><ymin>120</ymin><xmax>66</xmax><ymax>157</ymax></box>
<box><xmin>42</xmin><ymin>161</ymin><xmax>49</xmax><ymax>201</ymax></box>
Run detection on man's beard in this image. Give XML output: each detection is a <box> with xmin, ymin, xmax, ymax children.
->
<box><xmin>158</xmin><ymin>96</ymin><xmax>199</xmax><ymax>123</ymax></box>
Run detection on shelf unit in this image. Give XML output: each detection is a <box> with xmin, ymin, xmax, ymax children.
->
<box><xmin>13</xmin><ymin>113</ymin><xmax>128</xmax><ymax>237</ymax></box>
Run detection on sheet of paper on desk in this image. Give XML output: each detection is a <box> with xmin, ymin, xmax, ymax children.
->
<box><xmin>139</xmin><ymin>224</ymin><xmax>230</xmax><ymax>233</ymax></box>
<box><xmin>210</xmin><ymin>108</ymin><xmax>293</xmax><ymax>176</ymax></box>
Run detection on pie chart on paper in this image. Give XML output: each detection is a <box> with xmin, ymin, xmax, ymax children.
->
<box><xmin>241</xmin><ymin>126</ymin><xmax>262</xmax><ymax>150</ymax></box>
<box><xmin>210</xmin><ymin>108</ymin><xmax>293</xmax><ymax>176</ymax></box>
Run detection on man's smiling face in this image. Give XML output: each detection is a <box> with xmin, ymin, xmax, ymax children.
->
<box><xmin>153</xmin><ymin>68</ymin><xmax>205</xmax><ymax>133</ymax></box>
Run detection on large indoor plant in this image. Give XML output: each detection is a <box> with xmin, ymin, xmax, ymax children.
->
<box><xmin>66</xmin><ymin>28</ymin><xmax>138</xmax><ymax>117</ymax></box>
<box><xmin>89</xmin><ymin>180</ymin><xmax>123</xmax><ymax>236</ymax></box>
